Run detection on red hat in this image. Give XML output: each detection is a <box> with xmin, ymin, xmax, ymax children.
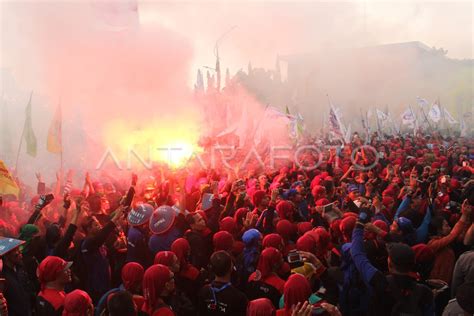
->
<box><xmin>373</xmin><ymin>220</ymin><xmax>389</xmax><ymax>232</ymax></box>
<box><xmin>247</xmin><ymin>298</ymin><xmax>275</xmax><ymax>316</ymax></box>
<box><xmin>154</xmin><ymin>251</ymin><xmax>177</xmax><ymax>266</ymax></box>
<box><xmin>121</xmin><ymin>262</ymin><xmax>144</xmax><ymax>291</ymax></box>
<box><xmin>262</xmin><ymin>233</ymin><xmax>283</xmax><ymax>250</ymax></box>
<box><xmin>171</xmin><ymin>238</ymin><xmax>190</xmax><ymax>266</ymax></box>
<box><xmin>284</xmin><ymin>273</ymin><xmax>312</xmax><ymax>313</ymax></box>
<box><xmin>63</xmin><ymin>290</ymin><xmax>92</xmax><ymax>316</ymax></box>
<box><xmin>311</xmin><ymin>185</ymin><xmax>326</xmax><ymax>199</ymax></box>
<box><xmin>143</xmin><ymin>264</ymin><xmax>172</xmax><ymax>314</ymax></box>
<box><xmin>37</xmin><ymin>256</ymin><xmax>72</xmax><ymax>285</ymax></box>
<box><xmin>276</xmin><ymin>200</ymin><xmax>295</xmax><ymax>220</ymax></box>
<box><xmin>340</xmin><ymin>216</ymin><xmax>357</xmax><ymax>241</ymax></box>
<box><xmin>252</xmin><ymin>190</ymin><xmax>267</xmax><ymax>207</ymax></box>
<box><xmin>219</xmin><ymin>217</ymin><xmax>237</xmax><ymax>234</ymax></box>
<box><xmin>412</xmin><ymin>244</ymin><xmax>435</xmax><ymax>264</ymax></box>
<box><xmin>450</xmin><ymin>178</ymin><xmax>461</xmax><ymax>189</ymax></box>
<box><xmin>296</xmin><ymin>234</ymin><xmax>316</xmax><ymax>253</ymax></box>
<box><xmin>308</xmin><ymin>227</ymin><xmax>332</xmax><ymax>252</ymax></box>
<box><xmin>297</xmin><ymin>222</ymin><xmax>313</xmax><ymax>235</ymax></box>
<box><xmin>213</xmin><ymin>231</ymin><xmax>234</xmax><ymax>252</ymax></box>
<box><xmin>276</xmin><ymin>220</ymin><xmax>295</xmax><ymax>239</ymax></box>
<box><xmin>315</xmin><ymin>198</ymin><xmax>330</xmax><ymax>207</ymax></box>
<box><xmin>254</xmin><ymin>247</ymin><xmax>283</xmax><ymax>280</ymax></box>
<box><xmin>382</xmin><ymin>196</ymin><xmax>394</xmax><ymax>208</ymax></box>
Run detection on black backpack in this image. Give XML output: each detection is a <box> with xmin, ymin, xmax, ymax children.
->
<box><xmin>386</xmin><ymin>275</ymin><xmax>428</xmax><ymax>316</ymax></box>
<box><xmin>246</xmin><ymin>280</ymin><xmax>281</xmax><ymax>309</ymax></box>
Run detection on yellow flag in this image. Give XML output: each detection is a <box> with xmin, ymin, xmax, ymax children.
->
<box><xmin>0</xmin><ymin>160</ymin><xmax>20</xmax><ymax>197</ymax></box>
<box><xmin>47</xmin><ymin>104</ymin><xmax>62</xmax><ymax>154</ymax></box>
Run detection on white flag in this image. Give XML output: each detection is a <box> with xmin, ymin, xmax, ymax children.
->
<box><xmin>401</xmin><ymin>108</ymin><xmax>415</xmax><ymax>125</ymax></box>
<box><xmin>416</xmin><ymin>97</ymin><xmax>429</xmax><ymax>108</ymax></box>
<box><xmin>443</xmin><ymin>109</ymin><xmax>458</xmax><ymax>124</ymax></box>
<box><xmin>428</xmin><ymin>104</ymin><xmax>441</xmax><ymax>123</ymax></box>
<box><xmin>376</xmin><ymin>109</ymin><xmax>388</xmax><ymax>122</ymax></box>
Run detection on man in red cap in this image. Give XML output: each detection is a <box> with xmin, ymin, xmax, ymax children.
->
<box><xmin>36</xmin><ymin>255</ymin><xmax>73</xmax><ymax>316</ymax></box>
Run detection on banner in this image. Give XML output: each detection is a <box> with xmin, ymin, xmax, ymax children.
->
<box><xmin>47</xmin><ymin>104</ymin><xmax>62</xmax><ymax>154</ymax></box>
<box><xmin>0</xmin><ymin>160</ymin><xmax>20</xmax><ymax>197</ymax></box>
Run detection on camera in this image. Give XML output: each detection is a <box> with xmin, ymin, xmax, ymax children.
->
<box><xmin>287</xmin><ymin>250</ymin><xmax>303</xmax><ymax>269</ymax></box>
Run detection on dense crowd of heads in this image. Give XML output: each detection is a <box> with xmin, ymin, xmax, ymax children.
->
<box><xmin>1</xmin><ymin>132</ymin><xmax>474</xmax><ymax>316</ymax></box>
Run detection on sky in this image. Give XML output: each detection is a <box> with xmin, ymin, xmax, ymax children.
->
<box><xmin>139</xmin><ymin>0</ymin><xmax>473</xmax><ymax>83</ymax></box>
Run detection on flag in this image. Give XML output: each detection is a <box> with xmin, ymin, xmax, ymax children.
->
<box><xmin>443</xmin><ymin>108</ymin><xmax>458</xmax><ymax>124</ymax></box>
<box><xmin>195</xmin><ymin>69</ymin><xmax>204</xmax><ymax>92</ymax></box>
<box><xmin>376</xmin><ymin>109</ymin><xmax>388</xmax><ymax>122</ymax></box>
<box><xmin>0</xmin><ymin>160</ymin><xmax>20</xmax><ymax>197</ymax></box>
<box><xmin>47</xmin><ymin>104</ymin><xmax>62</xmax><ymax>154</ymax></box>
<box><xmin>401</xmin><ymin>107</ymin><xmax>416</xmax><ymax>125</ymax></box>
<box><xmin>460</xmin><ymin>118</ymin><xmax>468</xmax><ymax>137</ymax></box>
<box><xmin>428</xmin><ymin>104</ymin><xmax>441</xmax><ymax>122</ymax></box>
<box><xmin>416</xmin><ymin>97</ymin><xmax>429</xmax><ymax>108</ymax></box>
<box><xmin>329</xmin><ymin>106</ymin><xmax>343</xmax><ymax>136</ymax></box>
<box><xmin>23</xmin><ymin>92</ymin><xmax>37</xmax><ymax>157</ymax></box>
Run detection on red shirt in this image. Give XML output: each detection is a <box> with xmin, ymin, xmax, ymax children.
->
<box><xmin>39</xmin><ymin>288</ymin><xmax>65</xmax><ymax>310</ymax></box>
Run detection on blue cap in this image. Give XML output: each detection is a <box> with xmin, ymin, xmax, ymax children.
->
<box><xmin>127</xmin><ymin>203</ymin><xmax>154</xmax><ymax>226</ymax></box>
<box><xmin>0</xmin><ymin>237</ymin><xmax>24</xmax><ymax>257</ymax></box>
<box><xmin>242</xmin><ymin>228</ymin><xmax>262</xmax><ymax>245</ymax></box>
<box><xmin>396</xmin><ymin>217</ymin><xmax>414</xmax><ymax>234</ymax></box>
<box><xmin>347</xmin><ymin>184</ymin><xmax>359</xmax><ymax>193</ymax></box>
<box><xmin>149</xmin><ymin>205</ymin><xmax>176</xmax><ymax>235</ymax></box>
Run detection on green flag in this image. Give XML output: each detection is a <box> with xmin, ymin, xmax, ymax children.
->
<box><xmin>24</xmin><ymin>92</ymin><xmax>37</xmax><ymax>157</ymax></box>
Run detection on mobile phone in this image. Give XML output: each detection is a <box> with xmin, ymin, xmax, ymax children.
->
<box><xmin>287</xmin><ymin>250</ymin><xmax>302</xmax><ymax>264</ymax></box>
<box><xmin>323</xmin><ymin>203</ymin><xmax>333</xmax><ymax>213</ymax></box>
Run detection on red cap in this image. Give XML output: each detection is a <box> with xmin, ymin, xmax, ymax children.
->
<box><xmin>213</xmin><ymin>231</ymin><xmax>234</xmax><ymax>252</ymax></box>
<box><xmin>63</xmin><ymin>290</ymin><xmax>92</xmax><ymax>316</ymax></box>
<box><xmin>37</xmin><ymin>256</ymin><xmax>72</xmax><ymax>284</ymax></box>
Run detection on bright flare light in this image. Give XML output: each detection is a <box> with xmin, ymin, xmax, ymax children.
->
<box><xmin>103</xmin><ymin>119</ymin><xmax>200</xmax><ymax>168</ymax></box>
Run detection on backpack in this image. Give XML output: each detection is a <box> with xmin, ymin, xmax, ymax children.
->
<box><xmin>385</xmin><ymin>275</ymin><xmax>426</xmax><ymax>316</ymax></box>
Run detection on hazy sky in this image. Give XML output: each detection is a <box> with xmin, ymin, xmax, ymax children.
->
<box><xmin>1</xmin><ymin>0</ymin><xmax>473</xmax><ymax>90</ymax></box>
<box><xmin>139</xmin><ymin>0</ymin><xmax>473</xmax><ymax>79</ymax></box>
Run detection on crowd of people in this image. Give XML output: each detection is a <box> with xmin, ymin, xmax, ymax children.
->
<box><xmin>1</xmin><ymin>132</ymin><xmax>474</xmax><ymax>316</ymax></box>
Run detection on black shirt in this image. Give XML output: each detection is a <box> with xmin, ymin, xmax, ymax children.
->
<box><xmin>197</xmin><ymin>281</ymin><xmax>248</xmax><ymax>316</ymax></box>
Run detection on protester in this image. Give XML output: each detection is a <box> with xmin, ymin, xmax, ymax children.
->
<box><xmin>197</xmin><ymin>251</ymin><xmax>248</xmax><ymax>316</ymax></box>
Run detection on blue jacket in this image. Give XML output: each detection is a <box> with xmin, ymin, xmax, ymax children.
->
<box><xmin>350</xmin><ymin>226</ymin><xmax>435</xmax><ymax>316</ymax></box>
